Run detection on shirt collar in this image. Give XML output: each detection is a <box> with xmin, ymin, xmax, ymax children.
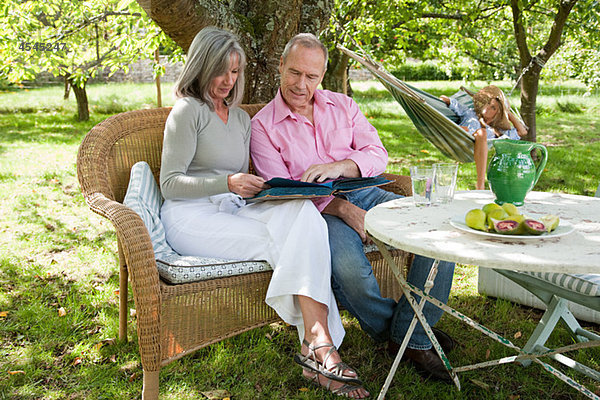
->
<box><xmin>273</xmin><ymin>89</ymin><xmax>296</xmax><ymax>124</ymax></box>
<box><xmin>313</xmin><ymin>89</ymin><xmax>336</xmax><ymax>112</ymax></box>
<box><xmin>272</xmin><ymin>89</ymin><xmax>336</xmax><ymax>124</ymax></box>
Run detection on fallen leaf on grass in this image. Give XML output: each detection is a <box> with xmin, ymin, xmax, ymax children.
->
<box><xmin>0</xmin><ymin>311</ymin><xmax>8</xmax><ymax>318</ymax></box>
<box><xmin>470</xmin><ymin>378</ymin><xmax>490</xmax><ymax>390</ymax></box>
<box><xmin>420</xmin><ymin>149</ymin><xmax>430</xmax><ymax>154</ymax></box>
<box><xmin>485</xmin><ymin>349</ymin><xmax>490</xmax><ymax>359</ymax></box>
<box><xmin>94</xmin><ymin>338</ymin><xmax>117</xmax><ymax>351</ymax></box>
<box><xmin>513</xmin><ymin>331</ymin><xmax>522</xmax><ymax>339</ymax></box>
<box><xmin>201</xmin><ymin>389</ymin><xmax>231</xmax><ymax>399</ymax></box>
<box><xmin>72</xmin><ymin>357</ymin><xmax>82</xmax><ymax>366</ymax></box>
<box><xmin>509</xmin><ymin>395</ymin><xmax>520</xmax><ymax>400</ymax></box>
<box><xmin>8</xmin><ymin>371</ymin><xmax>25</xmax><ymax>375</ymax></box>
<box><xmin>58</xmin><ymin>307</ymin><xmax>67</xmax><ymax>317</ymax></box>
<box><xmin>128</xmin><ymin>372</ymin><xmax>139</xmax><ymax>382</ymax></box>
<box><xmin>299</xmin><ymin>387</ymin><xmax>309</xmax><ymax>392</ymax></box>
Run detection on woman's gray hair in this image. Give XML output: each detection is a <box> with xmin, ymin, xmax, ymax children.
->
<box><xmin>174</xmin><ymin>27</ymin><xmax>246</xmax><ymax>109</ymax></box>
<box><xmin>282</xmin><ymin>33</ymin><xmax>328</xmax><ymax>71</ymax></box>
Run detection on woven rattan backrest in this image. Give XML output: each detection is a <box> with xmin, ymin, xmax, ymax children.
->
<box><xmin>107</xmin><ymin>108</ymin><xmax>171</xmax><ymax>203</ymax></box>
<box><xmin>78</xmin><ymin>104</ymin><xmax>267</xmax><ymax>204</ymax></box>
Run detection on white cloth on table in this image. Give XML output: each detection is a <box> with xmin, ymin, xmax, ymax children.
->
<box><xmin>161</xmin><ymin>194</ymin><xmax>344</xmax><ymax>348</ymax></box>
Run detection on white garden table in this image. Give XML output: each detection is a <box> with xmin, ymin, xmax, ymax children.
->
<box><xmin>365</xmin><ymin>190</ymin><xmax>600</xmax><ymax>399</ymax></box>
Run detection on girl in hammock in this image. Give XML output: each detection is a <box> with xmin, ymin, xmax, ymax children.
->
<box><xmin>440</xmin><ymin>85</ymin><xmax>528</xmax><ymax>190</ymax></box>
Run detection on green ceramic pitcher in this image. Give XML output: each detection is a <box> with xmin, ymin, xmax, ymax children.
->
<box><xmin>487</xmin><ymin>139</ymin><xmax>548</xmax><ymax>206</ymax></box>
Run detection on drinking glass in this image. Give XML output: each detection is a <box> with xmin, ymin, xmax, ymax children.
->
<box><xmin>409</xmin><ymin>166</ymin><xmax>434</xmax><ymax>207</ymax></box>
<box><xmin>433</xmin><ymin>162</ymin><xmax>459</xmax><ymax>204</ymax></box>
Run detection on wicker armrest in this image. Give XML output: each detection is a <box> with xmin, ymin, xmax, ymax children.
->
<box><xmin>85</xmin><ymin>191</ymin><xmax>160</xmax><ymax>291</ymax></box>
<box><xmin>84</xmin><ymin>192</ymin><xmax>161</xmax><ymax>363</ymax></box>
<box><xmin>381</xmin><ymin>173</ymin><xmax>412</xmax><ymax>197</ymax></box>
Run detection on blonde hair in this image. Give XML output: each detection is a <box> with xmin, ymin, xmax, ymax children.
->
<box><xmin>174</xmin><ymin>27</ymin><xmax>246</xmax><ymax>109</ymax></box>
<box><xmin>473</xmin><ymin>85</ymin><xmax>511</xmax><ymax>131</ymax></box>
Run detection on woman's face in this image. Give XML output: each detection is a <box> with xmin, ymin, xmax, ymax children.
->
<box><xmin>481</xmin><ymin>98</ymin><xmax>501</xmax><ymax>125</ymax></box>
<box><xmin>209</xmin><ymin>53</ymin><xmax>240</xmax><ymax>103</ymax></box>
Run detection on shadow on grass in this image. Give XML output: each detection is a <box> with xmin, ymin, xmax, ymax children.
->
<box><xmin>0</xmin><ymin>111</ymin><xmax>106</xmax><ymax>147</ymax></box>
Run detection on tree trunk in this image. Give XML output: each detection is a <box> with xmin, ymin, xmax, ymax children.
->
<box><xmin>136</xmin><ymin>0</ymin><xmax>333</xmax><ymax>103</ymax></box>
<box><xmin>322</xmin><ymin>49</ymin><xmax>352</xmax><ymax>96</ymax></box>
<box><xmin>63</xmin><ymin>76</ymin><xmax>70</xmax><ymax>100</ymax></box>
<box><xmin>154</xmin><ymin>49</ymin><xmax>162</xmax><ymax>107</ymax></box>
<box><xmin>520</xmin><ymin>70</ymin><xmax>540</xmax><ymax>142</ymax></box>
<box><xmin>511</xmin><ymin>0</ymin><xmax>578</xmax><ymax>142</ymax></box>
<box><xmin>70</xmin><ymin>81</ymin><xmax>89</xmax><ymax>121</ymax></box>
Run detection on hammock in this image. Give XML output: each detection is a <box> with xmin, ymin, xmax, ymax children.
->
<box><xmin>338</xmin><ymin>45</ymin><xmax>475</xmax><ymax>163</ymax></box>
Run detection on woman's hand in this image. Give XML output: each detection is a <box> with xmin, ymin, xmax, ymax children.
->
<box><xmin>227</xmin><ymin>173</ymin><xmax>268</xmax><ymax>198</ymax></box>
<box><xmin>440</xmin><ymin>95</ymin><xmax>451</xmax><ymax>106</ymax></box>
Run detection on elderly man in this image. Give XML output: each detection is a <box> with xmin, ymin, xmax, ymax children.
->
<box><xmin>251</xmin><ymin>33</ymin><xmax>456</xmax><ymax>384</ymax></box>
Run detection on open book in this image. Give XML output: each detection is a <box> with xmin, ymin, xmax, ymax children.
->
<box><xmin>245</xmin><ymin>175</ymin><xmax>392</xmax><ymax>202</ymax></box>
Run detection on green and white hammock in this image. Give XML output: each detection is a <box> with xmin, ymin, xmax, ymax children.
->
<box><xmin>338</xmin><ymin>45</ymin><xmax>476</xmax><ymax>163</ymax></box>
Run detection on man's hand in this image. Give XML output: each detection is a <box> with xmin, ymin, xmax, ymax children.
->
<box><xmin>301</xmin><ymin>160</ymin><xmax>360</xmax><ymax>183</ymax></box>
<box><xmin>227</xmin><ymin>173</ymin><xmax>268</xmax><ymax>198</ymax></box>
<box><xmin>322</xmin><ymin>197</ymin><xmax>369</xmax><ymax>243</ymax></box>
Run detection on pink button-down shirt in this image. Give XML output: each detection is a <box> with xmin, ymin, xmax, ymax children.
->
<box><xmin>250</xmin><ymin>89</ymin><xmax>388</xmax><ymax>211</ymax></box>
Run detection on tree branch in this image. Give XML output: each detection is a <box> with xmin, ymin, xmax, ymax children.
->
<box><xmin>420</xmin><ymin>13</ymin><xmax>465</xmax><ymax>20</ymax></box>
<box><xmin>511</xmin><ymin>0</ymin><xmax>532</xmax><ymax>67</ymax></box>
<box><xmin>538</xmin><ymin>0</ymin><xmax>578</xmax><ymax>64</ymax></box>
<box><xmin>49</xmin><ymin>11</ymin><xmax>142</xmax><ymax>42</ymax></box>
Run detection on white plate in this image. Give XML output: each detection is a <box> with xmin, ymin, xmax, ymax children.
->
<box><xmin>449</xmin><ymin>214</ymin><xmax>575</xmax><ymax>240</ymax></box>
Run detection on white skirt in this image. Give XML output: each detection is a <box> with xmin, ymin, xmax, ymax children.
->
<box><xmin>161</xmin><ymin>194</ymin><xmax>345</xmax><ymax>348</ymax></box>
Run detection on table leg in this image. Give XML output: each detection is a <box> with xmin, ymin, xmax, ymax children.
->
<box><xmin>369</xmin><ymin>235</ymin><xmax>600</xmax><ymax>400</ymax></box>
<box><xmin>371</xmin><ymin>237</ymin><xmax>459</xmax><ymax>400</ymax></box>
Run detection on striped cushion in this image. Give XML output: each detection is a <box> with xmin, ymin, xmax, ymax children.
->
<box><xmin>521</xmin><ymin>272</ymin><xmax>600</xmax><ymax>296</ymax></box>
<box><xmin>124</xmin><ymin>161</ymin><xmax>175</xmax><ymax>259</ymax></box>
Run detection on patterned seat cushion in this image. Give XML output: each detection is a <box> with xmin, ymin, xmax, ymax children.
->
<box><xmin>123</xmin><ymin>161</ymin><xmax>273</xmax><ymax>285</ymax></box>
<box><xmin>520</xmin><ymin>272</ymin><xmax>600</xmax><ymax>296</ymax></box>
<box><xmin>156</xmin><ymin>254</ymin><xmax>272</xmax><ymax>285</ymax></box>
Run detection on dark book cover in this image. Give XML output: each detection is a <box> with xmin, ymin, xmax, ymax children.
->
<box><xmin>245</xmin><ymin>175</ymin><xmax>392</xmax><ymax>202</ymax></box>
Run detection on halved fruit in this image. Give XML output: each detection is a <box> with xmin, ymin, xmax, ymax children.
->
<box><xmin>522</xmin><ymin>219</ymin><xmax>546</xmax><ymax>235</ymax></box>
<box><xmin>492</xmin><ymin>219</ymin><xmax>521</xmax><ymax>235</ymax></box>
<box><xmin>540</xmin><ymin>214</ymin><xmax>560</xmax><ymax>232</ymax></box>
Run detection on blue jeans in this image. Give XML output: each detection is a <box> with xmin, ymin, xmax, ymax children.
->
<box><xmin>323</xmin><ymin>187</ymin><xmax>455</xmax><ymax>350</ymax></box>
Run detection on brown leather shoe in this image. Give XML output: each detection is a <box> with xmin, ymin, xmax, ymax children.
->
<box><xmin>403</xmin><ymin>348</ymin><xmax>452</xmax><ymax>383</ymax></box>
<box><xmin>387</xmin><ymin>327</ymin><xmax>456</xmax><ymax>356</ymax></box>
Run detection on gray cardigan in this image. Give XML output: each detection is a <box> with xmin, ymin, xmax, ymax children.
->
<box><xmin>160</xmin><ymin>97</ymin><xmax>251</xmax><ymax>200</ymax></box>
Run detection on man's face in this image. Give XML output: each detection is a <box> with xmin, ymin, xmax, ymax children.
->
<box><xmin>278</xmin><ymin>44</ymin><xmax>326</xmax><ymax>113</ymax></box>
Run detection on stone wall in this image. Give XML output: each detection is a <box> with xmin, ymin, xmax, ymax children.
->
<box><xmin>348</xmin><ymin>67</ymin><xmax>374</xmax><ymax>81</ymax></box>
<box><xmin>99</xmin><ymin>55</ymin><xmax>183</xmax><ymax>83</ymax></box>
<box><xmin>34</xmin><ymin>56</ymin><xmax>373</xmax><ymax>85</ymax></box>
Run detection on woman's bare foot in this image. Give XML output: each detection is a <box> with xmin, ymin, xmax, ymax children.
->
<box><xmin>302</xmin><ymin>369</ymin><xmax>370</xmax><ymax>398</ymax></box>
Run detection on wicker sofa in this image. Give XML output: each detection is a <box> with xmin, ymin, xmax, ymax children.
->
<box><xmin>76</xmin><ymin>104</ymin><xmax>414</xmax><ymax>399</ymax></box>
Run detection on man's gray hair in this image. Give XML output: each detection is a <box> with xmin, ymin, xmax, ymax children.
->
<box><xmin>282</xmin><ymin>33</ymin><xmax>328</xmax><ymax>71</ymax></box>
<box><xmin>174</xmin><ymin>27</ymin><xmax>246</xmax><ymax>110</ymax></box>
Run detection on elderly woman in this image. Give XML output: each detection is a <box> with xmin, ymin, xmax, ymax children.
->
<box><xmin>159</xmin><ymin>27</ymin><xmax>368</xmax><ymax>398</ymax></box>
<box><xmin>441</xmin><ymin>85</ymin><xmax>528</xmax><ymax>189</ymax></box>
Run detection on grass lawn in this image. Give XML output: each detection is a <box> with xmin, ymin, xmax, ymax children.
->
<box><xmin>0</xmin><ymin>80</ymin><xmax>599</xmax><ymax>399</ymax></box>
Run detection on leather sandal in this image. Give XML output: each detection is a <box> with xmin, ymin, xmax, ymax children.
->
<box><xmin>293</xmin><ymin>340</ymin><xmax>363</xmax><ymax>385</ymax></box>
